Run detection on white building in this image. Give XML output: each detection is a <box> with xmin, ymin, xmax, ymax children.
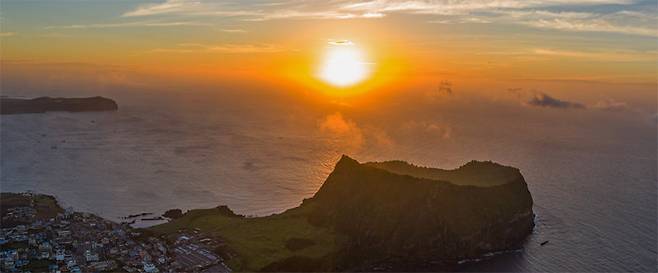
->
<box><xmin>85</xmin><ymin>250</ymin><xmax>99</xmax><ymax>262</ymax></box>
<box><xmin>143</xmin><ymin>262</ymin><xmax>159</xmax><ymax>273</ymax></box>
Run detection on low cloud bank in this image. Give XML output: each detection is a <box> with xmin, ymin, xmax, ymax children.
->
<box><xmin>527</xmin><ymin>93</ymin><xmax>586</xmax><ymax>109</ymax></box>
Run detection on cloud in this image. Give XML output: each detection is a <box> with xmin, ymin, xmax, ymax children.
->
<box><xmin>123</xmin><ymin>0</ymin><xmax>634</xmax><ymax>18</ymax></box>
<box><xmin>320</xmin><ymin>112</ymin><xmax>360</xmax><ymax>135</ymax></box>
<box><xmin>514</xmin><ymin>89</ymin><xmax>633</xmax><ymax>111</ymax></box>
<box><xmin>122</xmin><ymin>0</ymin><xmax>380</xmax><ymax>20</ymax></box>
<box><xmin>403</xmin><ymin>120</ymin><xmax>453</xmax><ymax>139</ymax></box>
<box><xmin>428</xmin><ymin>17</ymin><xmax>492</xmax><ymax>24</ymax></box>
<box><xmin>245</xmin><ymin>9</ymin><xmax>383</xmax><ymax>21</ymax></box>
<box><xmin>341</xmin><ymin>0</ymin><xmax>527</xmax><ymax>16</ymax></box>
<box><xmin>516</xmin><ymin>48</ymin><xmax>658</xmax><ymax>73</ymax></box>
<box><xmin>150</xmin><ymin>43</ymin><xmax>286</xmax><ymax>54</ymax></box>
<box><xmin>532</xmin><ymin>48</ymin><xmax>657</xmax><ymax>61</ymax></box>
<box><xmin>433</xmin><ymin>8</ymin><xmax>657</xmax><ymax>37</ymax></box>
<box><xmin>124</xmin><ymin>0</ymin><xmax>638</xmax><ymax>19</ymax></box>
<box><xmin>526</xmin><ymin>92</ymin><xmax>586</xmax><ymax>109</ymax></box>
<box><xmin>368</xmin><ymin>127</ymin><xmax>396</xmax><ymax>148</ymax></box>
<box><xmin>123</xmin><ymin>0</ymin><xmax>201</xmax><ymax>17</ymax></box>
<box><xmin>424</xmin><ymin>80</ymin><xmax>455</xmax><ymax>101</ymax></box>
<box><xmin>0</xmin><ymin>32</ymin><xmax>15</xmax><ymax>37</ymax></box>
<box><xmin>39</xmin><ymin>32</ymin><xmax>72</xmax><ymax>38</ymax></box>
<box><xmin>121</xmin><ymin>0</ymin><xmax>654</xmax><ymax>37</ymax></box>
<box><xmin>328</xmin><ymin>39</ymin><xmax>354</xmax><ymax>46</ymax></box>
<box><xmin>340</xmin><ymin>0</ymin><xmax>638</xmax><ymax>23</ymax></box>
<box><xmin>220</xmin><ymin>29</ymin><xmax>247</xmax><ymax>33</ymax></box>
<box><xmin>592</xmin><ymin>99</ymin><xmax>629</xmax><ymax>111</ymax></box>
<box><xmin>519</xmin><ymin>10</ymin><xmax>658</xmax><ymax>37</ymax></box>
<box><xmin>45</xmin><ymin>20</ymin><xmax>210</xmax><ymax>29</ymax></box>
<box><xmin>437</xmin><ymin>80</ymin><xmax>453</xmax><ymax>95</ymax></box>
<box><xmin>318</xmin><ymin>112</ymin><xmax>396</xmax><ymax>152</ymax></box>
<box><xmin>319</xmin><ymin>112</ymin><xmax>364</xmax><ymax>150</ymax></box>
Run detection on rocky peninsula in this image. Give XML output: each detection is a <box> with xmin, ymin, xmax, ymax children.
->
<box><xmin>0</xmin><ymin>96</ymin><xmax>118</xmax><ymax>114</ymax></box>
<box><xmin>151</xmin><ymin>155</ymin><xmax>535</xmax><ymax>271</ymax></box>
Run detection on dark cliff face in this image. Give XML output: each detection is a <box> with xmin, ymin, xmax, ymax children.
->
<box><xmin>304</xmin><ymin>155</ymin><xmax>534</xmax><ymax>270</ymax></box>
<box><xmin>1</xmin><ymin>96</ymin><xmax>118</xmax><ymax>114</ymax></box>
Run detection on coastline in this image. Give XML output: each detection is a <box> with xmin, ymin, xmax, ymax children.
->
<box><xmin>0</xmin><ymin>190</ymin><xmax>170</xmax><ymax>228</ymax></box>
<box><xmin>0</xmin><ymin>191</ymin><xmax>231</xmax><ymax>272</ymax></box>
<box><xmin>1</xmin><ymin>187</ymin><xmax>537</xmax><ymax>272</ymax></box>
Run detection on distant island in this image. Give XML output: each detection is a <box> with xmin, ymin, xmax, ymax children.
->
<box><xmin>151</xmin><ymin>155</ymin><xmax>535</xmax><ymax>271</ymax></box>
<box><xmin>0</xmin><ymin>96</ymin><xmax>118</xmax><ymax>115</ymax></box>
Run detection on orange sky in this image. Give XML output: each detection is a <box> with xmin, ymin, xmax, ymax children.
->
<box><xmin>1</xmin><ymin>0</ymin><xmax>656</xmax><ymax>103</ymax></box>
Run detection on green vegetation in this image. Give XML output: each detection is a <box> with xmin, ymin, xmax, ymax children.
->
<box><xmin>150</xmin><ymin>205</ymin><xmax>342</xmax><ymax>271</ymax></box>
<box><xmin>1</xmin><ymin>192</ymin><xmax>64</xmax><ymax>226</ymax></box>
<box><xmin>151</xmin><ymin>155</ymin><xmax>534</xmax><ymax>271</ymax></box>
<box><xmin>285</xmin><ymin>237</ymin><xmax>317</xmax><ymax>251</ymax></box>
<box><xmin>32</xmin><ymin>194</ymin><xmax>64</xmax><ymax>219</ymax></box>
<box><xmin>365</xmin><ymin>160</ymin><xmax>520</xmax><ymax>186</ymax></box>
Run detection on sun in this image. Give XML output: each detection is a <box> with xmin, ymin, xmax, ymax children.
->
<box><xmin>318</xmin><ymin>41</ymin><xmax>370</xmax><ymax>87</ymax></box>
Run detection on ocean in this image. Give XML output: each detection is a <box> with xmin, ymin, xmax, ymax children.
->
<box><xmin>1</xmin><ymin>88</ymin><xmax>656</xmax><ymax>272</ymax></box>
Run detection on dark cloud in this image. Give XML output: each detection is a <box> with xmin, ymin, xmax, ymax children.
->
<box><xmin>517</xmin><ymin>89</ymin><xmax>631</xmax><ymax>112</ymax></box>
<box><xmin>527</xmin><ymin>92</ymin><xmax>585</xmax><ymax>109</ymax></box>
<box><xmin>507</xmin><ymin>87</ymin><xmax>523</xmax><ymax>95</ymax></box>
<box><xmin>438</xmin><ymin>81</ymin><xmax>453</xmax><ymax>95</ymax></box>
<box><xmin>328</xmin><ymin>39</ymin><xmax>354</xmax><ymax>46</ymax></box>
<box><xmin>242</xmin><ymin>160</ymin><xmax>266</xmax><ymax>172</ymax></box>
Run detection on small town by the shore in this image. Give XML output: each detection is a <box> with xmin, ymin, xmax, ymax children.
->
<box><xmin>0</xmin><ymin>192</ymin><xmax>231</xmax><ymax>273</ymax></box>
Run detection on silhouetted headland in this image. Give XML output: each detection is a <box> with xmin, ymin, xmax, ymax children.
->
<box><xmin>0</xmin><ymin>96</ymin><xmax>118</xmax><ymax>114</ymax></box>
<box><xmin>151</xmin><ymin>155</ymin><xmax>535</xmax><ymax>271</ymax></box>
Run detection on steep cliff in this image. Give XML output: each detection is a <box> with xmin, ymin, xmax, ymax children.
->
<box><xmin>302</xmin><ymin>156</ymin><xmax>534</xmax><ymax>270</ymax></box>
<box><xmin>151</xmin><ymin>155</ymin><xmax>534</xmax><ymax>271</ymax></box>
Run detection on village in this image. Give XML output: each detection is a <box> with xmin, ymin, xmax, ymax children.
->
<box><xmin>0</xmin><ymin>193</ymin><xmax>231</xmax><ymax>273</ymax></box>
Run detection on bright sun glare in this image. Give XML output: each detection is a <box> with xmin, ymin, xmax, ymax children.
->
<box><xmin>319</xmin><ymin>41</ymin><xmax>370</xmax><ymax>87</ymax></box>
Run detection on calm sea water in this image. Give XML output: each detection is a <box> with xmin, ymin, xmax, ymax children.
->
<box><xmin>1</xmin><ymin>90</ymin><xmax>655</xmax><ymax>272</ymax></box>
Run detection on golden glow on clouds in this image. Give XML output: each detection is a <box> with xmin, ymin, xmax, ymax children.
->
<box><xmin>319</xmin><ymin>41</ymin><xmax>370</xmax><ymax>87</ymax></box>
<box><xmin>1</xmin><ymin>0</ymin><xmax>656</xmax><ymax>94</ymax></box>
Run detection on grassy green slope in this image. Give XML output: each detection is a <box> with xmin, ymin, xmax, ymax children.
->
<box><xmin>150</xmin><ymin>205</ymin><xmax>341</xmax><ymax>271</ymax></box>
<box><xmin>0</xmin><ymin>192</ymin><xmax>64</xmax><ymax>221</ymax></box>
<box><xmin>365</xmin><ymin>160</ymin><xmax>520</xmax><ymax>186</ymax></box>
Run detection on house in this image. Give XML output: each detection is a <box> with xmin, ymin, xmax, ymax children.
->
<box><xmin>66</xmin><ymin>258</ymin><xmax>77</xmax><ymax>268</ymax></box>
<box><xmin>90</xmin><ymin>260</ymin><xmax>117</xmax><ymax>271</ymax></box>
<box><xmin>39</xmin><ymin>241</ymin><xmax>52</xmax><ymax>251</ymax></box>
<box><xmin>15</xmin><ymin>259</ymin><xmax>29</xmax><ymax>267</ymax></box>
<box><xmin>143</xmin><ymin>262</ymin><xmax>159</xmax><ymax>273</ymax></box>
<box><xmin>70</xmin><ymin>266</ymin><xmax>82</xmax><ymax>273</ymax></box>
<box><xmin>54</xmin><ymin>249</ymin><xmax>65</xmax><ymax>261</ymax></box>
<box><xmin>3</xmin><ymin>259</ymin><xmax>15</xmax><ymax>270</ymax></box>
<box><xmin>85</xmin><ymin>250</ymin><xmax>99</xmax><ymax>262</ymax></box>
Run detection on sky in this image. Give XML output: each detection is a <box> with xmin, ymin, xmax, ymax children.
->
<box><xmin>0</xmin><ymin>0</ymin><xmax>656</xmax><ymax>105</ymax></box>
